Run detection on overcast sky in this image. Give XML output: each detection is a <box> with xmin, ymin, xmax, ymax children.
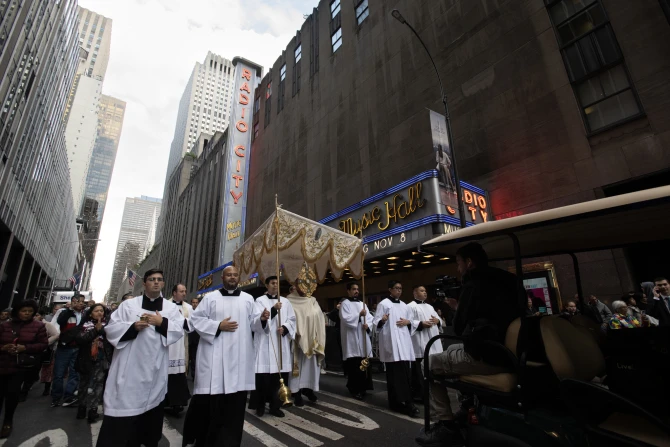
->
<box><xmin>83</xmin><ymin>0</ymin><xmax>315</xmax><ymax>299</ymax></box>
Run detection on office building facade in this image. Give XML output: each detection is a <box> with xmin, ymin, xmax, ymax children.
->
<box><xmin>0</xmin><ymin>0</ymin><xmax>81</xmax><ymax>308</ymax></box>
<box><xmin>245</xmin><ymin>0</ymin><xmax>670</xmax><ymax>305</ymax></box>
<box><xmin>108</xmin><ymin>196</ymin><xmax>162</xmax><ymax>298</ymax></box>
<box><xmin>80</xmin><ymin>95</ymin><xmax>126</xmax><ymax>274</ymax></box>
<box><xmin>64</xmin><ymin>7</ymin><xmax>112</xmax><ymax>214</ymax></box>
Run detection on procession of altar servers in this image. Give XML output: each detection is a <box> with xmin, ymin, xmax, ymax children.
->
<box><xmin>96</xmin><ymin>268</ymin><xmax>430</xmax><ymax>447</ymax></box>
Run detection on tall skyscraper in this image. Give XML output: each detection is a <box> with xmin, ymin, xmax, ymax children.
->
<box><xmin>64</xmin><ymin>7</ymin><xmax>113</xmax><ymax>214</ymax></box>
<box><xmin>0</xmin><ymin>0</ymin><xmax>81</xmax><ymax>308</ymax></box>
<box><xmin>80</xmin><ymin>95</ymin><xmax>126</xmax><ymax>286</ymax></box>
<box><xmin>166</xmin><ymin>52</ymin><xmax>236</xmax><ymax>177</ymax></box>
<box><xmin>108</xmin><ymin>196</ymin><xmax>162</xmax><ymax>298</ymax></box>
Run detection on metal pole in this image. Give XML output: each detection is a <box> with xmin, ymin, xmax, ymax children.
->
<box><xmin>393</xmin><ymin>11</ymin><xmax>467</xmax><ymax>228</ymax></box>
<box><xmin>48</xmin><ymin>245</ymin><xmax>64</xmax><ymax>305</ymax></box>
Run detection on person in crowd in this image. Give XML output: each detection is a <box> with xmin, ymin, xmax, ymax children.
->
<box><xmin>608</xmin><ymin>300</ymin><xmax>650</xmax><ymax>329</ymax></box>
<box><xmin>622</xmin><ymin>294</ymin><xmax>657</xmax><ymax>326</ymax></box>
<box><xmin>188</xmin><ymin>297</ymin><xmax>201</xmax><ymax>379</ymax></box>
<box><xmin>44</xmin><ymin>304</ymin><xmax>62</xmax><ymax>323</ymax></box>
<box><xmin>182</xmin><ymin>265</ymin><xmax>264</xmax><ymax>446</ymax></box>
<box><xmin>326</xmin><ymin>297</ymin><xmax>346</xmax><ymax>372</ymax></box>
<box><xmin>647</xmin><ymin>277</ymin><xmax>670</xmax><ymax>326</ymax></box>
<box><xmin>436</xmin><ymin>308</ymin><xmax>447</xmax><ymax>333</ymax></box>
<box><xmin>373</xmin><ymin>280</ymin><xmax>420</xmax><ymax>418</ymax></box>
<box><xmin>121</xmin><ymin>293</ymin><xmax>133</xmax><ymax>302</ymax></box>
<box><xmin>0</xmin><ymin>300</ymin><xmax>48</xmax><ymax>439</ymax></box>
<box><xmin>34</xmin><ymin>310</ymin><xmax>59</xmax><ymax>396</ymax></box>
<box><xmin>0</xmin><ymin>309</ymin><xmax>10</xmax><ymax>324</ymax></box>
<box><xmin>252</xmin><ymin>276</ymin><xmax>296</xmax><ymax>417</ymax></box>
<box><xmin>110</xmin><ymin>302</ymin><xmax>119</xmax><ymax>312</ymax></box>
<box><xmin>95</xmin><ymin>268</ymin><xmax>185</xmax><ymax>447</ymax></box>
<box><xmin>19</xmin><ymin>310</ymin><xmax>58</xmax><ymax>401</ymax></box>
<box><xmin>416</xmin><ymin>243</ymin><xmax>521</xmax><ymax>446</ymax></box>
<box><xmin>526</xmin><ymin>296</ymin><xmax>540</xmax><ymax>317</ymax></box>
<box><xmin>583</xmin><ymin>295</ymin><xmax>612</xmax><ymax>326</ymax></box>
<box><xmin>286</xmin><ymin>282</ymin><xmax>325</xmax><ymax>406</ymax></box>
<box><xmin>561</xmin><ymin>300</ymin><xmax>581</xmax><ymax>317</ymax></box>
<box><xmin>165</xmin><ymin>283</ymin><xmax>193</xmax><ymax>415</ymax></box>
<box><xmin>340</xmin><ymin>283</ymin><xmax>373</xmax><ymax>400</ymax></box>
<box><xmin>75</xmin><ymin>303</ymin><xmax>113</xmax><ymax>423</ymax></box>
<box><xmin>408</xmin><ymin>285</ymin><xmax>443</xmax><ymax>402</ymax></box>
<box><xmin>52</xmin><ymin>294</ymin><xmax>85</xmax><ymax>407</ymax></box>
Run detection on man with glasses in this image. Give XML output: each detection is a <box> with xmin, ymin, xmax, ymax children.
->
<box><xmin>373</xmin><ymin>280</ymin><xmax>419</xmax><ymax>417</ymax></box>
<box><xmin>96</xmin><ymin>269</ymin><xmax>185</xmax><ymax>447</ymax></box>
<box><xmin>52</xmin><ymin>294</ymin><xmax>86</xmax><ymax>407</ymax></box>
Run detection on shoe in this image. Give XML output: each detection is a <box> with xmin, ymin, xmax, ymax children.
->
<box><xmin>415</xmin><ymin>421</ymin><xmax>463</xmax><ymax>447</ymax></box>
<box><xmin>407</xmin><ymin>404</ymin><xmax>420</xmax><ymax>418</ymax></box>
<box><xmin>302</xmin><ymin>389</ymin><xmax>318</xmax><ymax>402</ymax></box>
<box><xmin>77</xmin><ymin>406</ymin><xmax>87</xmax><ymax>419</ymax></box>
<box><xmin>256</xmin><ymin>406</ymin><xmax>265</xmax><ymax>417</ymax></box>
<box><xmin>248</xmin><ymin>401</ymin><xmax>257</xmax><ymax>410</ymax></box>
<box><xmin>269</xmin><ymin>408</ymin><xmax>285</xmax><ymax>418</ymax></box>
<box><xmin>87</xmin><ymin>409</ymin><xmax>99</xmax><ymax>424</ymax></box>
<box><xmin>62</xmin><ymin>397</ymin><xmax>79</xmax><ymax>407</ymax></box>
<box><xmin>353</xmin><ymin>393</ymin><xmax>364</xmax><ymax>401</ymax></box>
<box><xmin>0</xmin><ymin>423</ymin><xmax>11</xmax><ymax>439</ymax></box>
<box><xmin>320</xmin><ymin>368</ymin><xmax>327</xmax><ymax>375</ymax></box>
<box><xmin>293</xmin><ymin>393</ymin><xmax>305</xmax><ymax>407</ymax></box>
<box><xmin>51</xmin><ymin>401</ymin><xmax>61</xmax><ymax>408</ymax></box>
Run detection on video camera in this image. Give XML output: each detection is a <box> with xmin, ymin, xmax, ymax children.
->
<box><xmin>434</xmin><ymin>275</ymin><xmax>461</xmax><ymax>301</ymax></box>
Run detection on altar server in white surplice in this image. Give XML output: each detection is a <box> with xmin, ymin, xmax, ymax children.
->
<box><xmin>407</xmin><ymin>285</ymin><xmax>443</xmax><ymax>401</ymax></box>
<box><xmin>340</xmin><ymin>282</ymin><xmax>374</xmax><ymax>400</ymax></box>
<box><xmin>286</xmin><ymin>287</ymin><xmax>325</xmax><ymax>406</ymax></box>
<box><xmin>253</xmin><ymin>276</ymin><xmax>296</xmax><ymax>418</ymax></box>
<box><xmin>373</xmin><ymin>280</ymin><xmax>420</xmax><ymax>419</ymax></box>
<box><xmin>164</xmin><ymin>283</ymin><xmax>194</xmax><ymax>415</ymax></box>
<box><xmin>182</xmin><ymin>265</ymin><xmax>264</xmax><ymax>447</ymax></box>
<box><xmin>96</xmin><ymin>269</ymin><xmax>185</xmax><ymax>447</ymax></box>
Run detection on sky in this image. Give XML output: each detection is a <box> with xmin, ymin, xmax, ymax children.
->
<box><xmin>83</xmin><ymin>0</ymin><xmax>316</xmax><ymax>299</ymax></box>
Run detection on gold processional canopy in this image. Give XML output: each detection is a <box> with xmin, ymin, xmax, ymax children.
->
<box><xmin>233</xmin><ymin>207</ymin><xmax>363</xmax><ymax>286</ymax></box>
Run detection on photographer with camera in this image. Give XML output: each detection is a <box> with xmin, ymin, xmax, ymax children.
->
<box><xmin>416</xmin><ymin>242</ymin><xmax>521</xmax><ymax>446</ymax></box>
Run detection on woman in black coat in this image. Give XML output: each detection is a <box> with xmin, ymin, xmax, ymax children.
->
<box><xmin>74</xmin><ymin>303</ymin><xmax>113</xmax><ymax>423</ymax></box>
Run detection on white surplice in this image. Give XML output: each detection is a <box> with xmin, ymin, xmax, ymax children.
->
<box><xmin>191</xmin><ymin>288</ymin><xmax>260</xmax><ymax>395</ymax></box>
<box><xmin>103</xmin><ymin>296</ymin><xmax>185</xmax><ymax>417</ymax></box>
<box><xmin>254</xmin><ymin>294</ymin><xmax>296</xmax><ymax>373</ymax></box>
<box><xmin>339</xmin><ymin>299</ymin><xmax>373</xmax><ymax>360</ymax></box>
<box><xmin>168</xmin><ymin>301</ymin><xmax>194</xmax><ymax>374</ymax></box>
<box><xmin>407</xmin><ymin>300</ymin><xmax>443</xmax><ymax>359</ymax></box>
<box><xmin>289</xmin><ymin>350</ymin><xmax>320</xmax><ymax>393</ymax></box>
<box><xmin>372</xmin><ymin>298</ymin><xmax>416</xmax><ymax>363</ymax></box>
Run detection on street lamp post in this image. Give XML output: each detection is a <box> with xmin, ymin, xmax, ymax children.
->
<box><xmin>48</xmin><ymin>238</ymin><xmax>101</xmax><ymax>304</ymax></box>
<box><xmin>391</xmin><ymin>9</ymin><xmax>467</xmax><ymax>229</ymax></box>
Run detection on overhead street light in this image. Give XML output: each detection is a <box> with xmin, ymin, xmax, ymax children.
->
<box><xmin>391</xmin><ymin>9</ymin><xmax>467</xmax><ymax>229</ymax></box>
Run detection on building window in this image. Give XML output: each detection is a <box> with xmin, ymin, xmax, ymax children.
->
<box><xmin>293</xmin><ymin>40</ymin><xmax>302</xmax><ymax>96</ymax></box>
<box><xmin>253</xmin><ymin>122</ymin><xmax>259</xmax><ymax>140</ymax></box>
<box><xmin>266</xmin><ymin>82</ymin><xmax>272</xmax><ymax>100</ymax></box>
<box><xmin>330</xmin><ymin>0</ymin><xmax>341</xmax><ymax>19</ymax></box>
<box><xmin>264</xmin><ymin>81</ymin><xmax>272</xmax><ymax>127</ymax></box>
<box><xmin>280</xmin><ymin>64</ymin><xmax>286</xmax><ymax>81</ymax></box>
<box><xmin>331</xmin><ymin>27</ymin><xmax>343</xmax><ymax>53</ymax></box>
<box><xmin>356</xmin><ymin>0</ymin><xmax>370</xmax><ymax>25</ymax></box>
<box><xmin>661</xmin><ymin>0</ymin><xmax>670</xmax><ymax>24</ymax></box>
<box><xmin>546</xmin><ymin>0</ymin><xmax>643</xmax><ymax>133</ymax></box>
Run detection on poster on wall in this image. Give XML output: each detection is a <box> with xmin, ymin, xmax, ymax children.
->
<box><xmin>429</xmin><ymin>109</ymin><xmax>459</xmax><ymax>217</ymax></box>
<box><xmin>524</xmin><ymin>277</ymin><xmax>554</xmax><ymax>315</ymax></box>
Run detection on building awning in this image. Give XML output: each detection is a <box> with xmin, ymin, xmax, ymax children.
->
<box><xmin>421</xmin><ymin>186</ymin><xmax>670</xmax><ymax>260</ymax></box>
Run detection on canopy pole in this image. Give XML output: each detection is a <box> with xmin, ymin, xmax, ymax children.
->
<box><xmin>359</xmin><ymin>242</ymin><xmax>370</xmax><ymax>372</ymax></box>
<box><xmin>275</xmin><ymin>195</ymin><xmax>282</xmax><ymax>367</ymax></box>
<box><xmin>569</xmin><ymin>253</ymin><xmax>584</xmax><ymax>308</ymax></box>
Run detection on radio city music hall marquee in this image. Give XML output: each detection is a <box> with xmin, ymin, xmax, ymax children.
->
<box><xmin>320</xmin><ymin>171</ymin><xmax>490</xmax><ymax>257</ymax></box>
<box><xmin>218</xmin><ymin>58</ymin><xmax>262</xmax><ymax>266</ymax></box>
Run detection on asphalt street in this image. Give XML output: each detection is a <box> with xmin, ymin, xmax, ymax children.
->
<box><xmin>0</xmin><ymin>370</ymin><xmax>459</xmax><ymax>446</ymax></box>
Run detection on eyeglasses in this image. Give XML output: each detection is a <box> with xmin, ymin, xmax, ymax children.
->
<box><xmin>392</xmin><ymin>287</ymin><xmax>403</xmax><ymax>290</ymax></box>
<box><xmin>146</xmin><ymin>277</ymin><xmax>164</xmax><ymax>283</ymax></box>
